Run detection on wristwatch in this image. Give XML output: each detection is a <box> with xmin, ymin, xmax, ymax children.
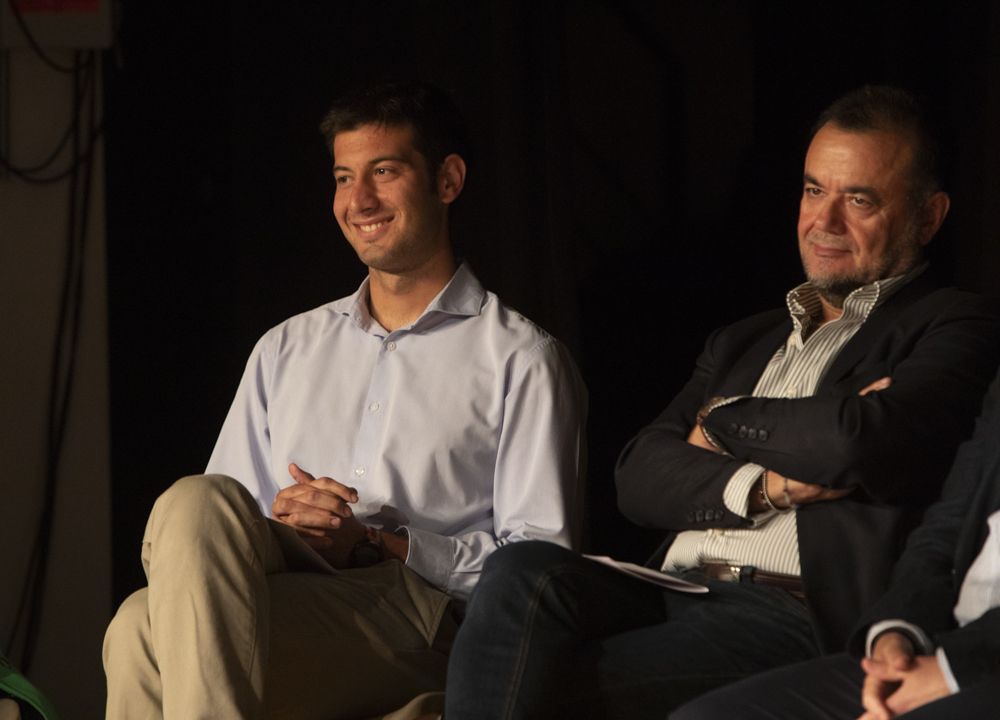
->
<box><xmin>348</xmin><ymin>527</ymin><xmax>384</xmax><ymax>568</ymax></box>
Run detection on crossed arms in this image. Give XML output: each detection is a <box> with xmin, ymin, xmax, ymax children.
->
<box><xmin>616</xmin><ymin>291</ymin><xmax>1000</xmax><ymax>532</ymax></box>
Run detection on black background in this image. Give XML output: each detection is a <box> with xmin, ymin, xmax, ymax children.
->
<box><xmin>104</xmin><ymin>1</ymin><xmax>1000</xmax><ymax>602</ymax></box>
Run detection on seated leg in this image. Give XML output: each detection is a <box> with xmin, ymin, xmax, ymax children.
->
<box><xmin>669</xmin><ymin>653</ymin><xmax>864</xmax><ymax>720</ymax></box>
<box><xmin>446</xmin><ymin>543</ymin><xmax>820</xmax><ymax>720</ymax></box>
<box><xmin>444</xmin><ymin>541</ymin><xmax>670</xmax><ymax>720</ymax></box>
<box><xmin>105</xmin><ymin>474</ymin><xmax>453</xmax><ymax>719</ymax></box>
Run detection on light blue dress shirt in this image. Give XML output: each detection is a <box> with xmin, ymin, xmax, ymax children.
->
<box><xmin>206</xmin><ymin>263</ymin><xmax>587</xmax><ymax>598</ymax></box>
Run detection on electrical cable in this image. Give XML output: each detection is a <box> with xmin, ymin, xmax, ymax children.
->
<box><xmin>0</xmin><ymin>56</ymin><xmax>97</xmax><ymax>175</ymax></box>
<box><xmin>0</xmin><ymin>119</ymin><xmax>104</xmax><ymax>183</ymax></box>
<box><xmin>0</xmin><ymin>50</ymin><xmax>104</xmax><ymax>182</ymax></box>
<box><xmin>4</xmin><ymin>0</ymin><xmax>93</xmax><ymax>74</ymax></box>
<box><xmin>4</xmin><ymin>47</ymin><xmax>100</xmax><ymax>674</ymax></box>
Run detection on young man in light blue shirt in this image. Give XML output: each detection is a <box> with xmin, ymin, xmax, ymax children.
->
<box><xmin>103</xmin><ymin>81</ymin><xmax>586</xmax><ymax>720</ymax></box>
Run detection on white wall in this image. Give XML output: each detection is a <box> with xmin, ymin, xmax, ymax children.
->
<box><xmin>0</xmin><ymin>47</ymin><xmax>110</xmax><ymax>717</ymax></box>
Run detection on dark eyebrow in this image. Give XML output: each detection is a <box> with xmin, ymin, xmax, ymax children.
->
<box><xmin>803</xmin><ymin>173</ymin><xmax>883</xmax><ymax>204</ymax></box>
<box><xmin>333</xmin><ymin>155</ymin><xmax>413</xmax><ymax>174</ymax></box>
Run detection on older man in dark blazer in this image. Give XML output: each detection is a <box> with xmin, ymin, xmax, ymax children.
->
<box><xmin>671</xmin><ymin>368</ymin><xmax>1000</xmax><ymax>719</ymax></box>
<box><xmin>442</xmin><ymin>86</ymin><xmax>1000</xmax><ymax>720</ymax></box>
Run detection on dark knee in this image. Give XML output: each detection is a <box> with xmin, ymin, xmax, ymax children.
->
<box><xmin>482</xmin><ymin>540</ymin><xmax>578</xmax><ymax>584</ymax></box>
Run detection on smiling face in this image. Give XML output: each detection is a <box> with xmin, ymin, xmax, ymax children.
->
<box><xmin>797</xmin><ymin>124</ymin><xmax>928</xmax><ymax>308</ymax></box>
<box><xmin>332</xmin><ymin>123</ymin><xmax>453</xmax><ymax>276</ymax></box>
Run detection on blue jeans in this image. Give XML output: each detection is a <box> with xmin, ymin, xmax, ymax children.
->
<box><xmin>444</xmin><ymin>541</ymin><xmax>820</xmax><ymax>719</ymax></box>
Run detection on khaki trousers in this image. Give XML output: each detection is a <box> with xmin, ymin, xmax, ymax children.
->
<box><xmin>103</xmin><ymin>475</ymin><xmax>454</xmax><ymax>720</ymax></box>
<box><xmin>0</xmin><ymin>699</ymin><xmax>21</xmax><ymax>720</ymax></box>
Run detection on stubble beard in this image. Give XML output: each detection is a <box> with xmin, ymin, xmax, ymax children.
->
<box><xmin>803</xmin><ymin>219</ymin><xmax>922</xmax><ymax>309</ymax></box>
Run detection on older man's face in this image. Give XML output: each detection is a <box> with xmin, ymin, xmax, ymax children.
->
<box><xmin>797</xmin><ymin>124</ymin><xmax>926</xmax><ymax>305</ymax></box>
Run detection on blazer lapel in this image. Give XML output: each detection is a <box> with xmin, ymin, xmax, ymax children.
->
<box><xmin>820</xmin><ymin>274</ymin><xmax>937</xmax><ymax>389</ymax></box>
<box><xmin>714</xmin><ymin>317</ymin><xmax>791</xmax><ymax>396</ymax></box>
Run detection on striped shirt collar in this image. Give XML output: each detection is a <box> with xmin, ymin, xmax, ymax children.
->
<box><xmin>786</xmin><ymin>262</ymin><xmax>927</xmax><ymax>336</ymax></box>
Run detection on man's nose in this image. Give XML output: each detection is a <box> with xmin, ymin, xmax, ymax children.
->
<box><xmin>813</xmin><ymin>197</ymin><xmax>845</xmax><ymax>234</ymax></box>
<box><xmin>348</xmin><ymin>176</ymin><xmax>378</xmax><ymax>213</ymax></box>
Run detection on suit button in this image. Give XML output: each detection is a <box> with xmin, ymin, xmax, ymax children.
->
<box><xmin>729</xmin><ymin>423</ymin><xmax>739</xmax><ymax>435</ymax></box>
<box><xmin>759</xmin><ymin>430</ymin><xmax>769</xmax><ymax>441</ymax></box>
<box><xmin>738</xmin><ymin>425</ymin><xmax>748</xmax><ymax>438</ymax></box>
<box><xmin>747</xmin><ymin>428</ymin><xmax>757</xmax><ymax>440</ymax></box>
<box><xmin>695</xmin><ymin>510</ymin><xmax>705</xmax><ymax>522</ymax></box>
<box><xmin>686</xmin><ymin>511</ymin><xmax>695</xmax><ymax>522</ymax></box>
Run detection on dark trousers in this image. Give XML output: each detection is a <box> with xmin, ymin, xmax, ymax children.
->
<box><xmin>444</xmin><ymin>541</ymin><xmax>820</xmax><ymax>720</ymax></box>
<box><xmin>670</xmin><ymin>652</ymin><xmax>1000</xmax><ymax>719</ymax></box>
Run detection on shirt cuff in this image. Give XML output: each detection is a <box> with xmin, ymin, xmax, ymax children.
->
<box><xmin>722</xmin><ymin>463</ymin><xmax>769</xmax><ymax>520</ymax></box>
<box><xmin>865</xmin><ymin>619</ymin><xmax>935</xmax><ymax>657</ymax></box>
<box><xmin>399</xmin><ymin>525</ymin><xmax>455</xmax><ymax>592</ymax></box>
<box><xmin>935</xmin><ymin>647</ymin><xmax>960</xmax><ymax>693</ymax></box>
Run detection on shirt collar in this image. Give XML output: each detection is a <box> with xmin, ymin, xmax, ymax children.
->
<box><xmin>331</xmin><ymin>261</ymin><xmax>486</xmax><ymax>332</ymax></box>
<box><xmin>786</xmin><ymin>262</ymin><xmax>927</xmax><ymax>334</ymax></box>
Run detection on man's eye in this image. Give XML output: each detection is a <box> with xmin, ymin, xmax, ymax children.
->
<box><xmin>374</xmin><ymin>167</ymin><xmax>396</xmax><ymax>178</ymax></box>
<box><xmin>848</xmin><ymin>196</ymin><xmax>872</xmax><ymax>207</ymax></box>
<box><xmin>804</xmin><ymin>186</ymin><xmax>822</xmax><ymax>197</ymax></box>
<box><xmin>334</xmin><ymin>175</ymin><xmax>350</xmax><ymax>186</ymax></box>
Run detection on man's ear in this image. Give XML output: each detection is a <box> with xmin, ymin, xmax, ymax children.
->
<box><xmin>437</xmin><ymin>153</ymin><xmax>467</xmax><ymax>205</ymax></box>
<box><xmin>917</xmin><ymin>191</ymin><xmax>950</xmax><ymax>246</ymax></box>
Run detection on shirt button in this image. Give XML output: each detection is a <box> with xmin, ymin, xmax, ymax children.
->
<box><xmin>369</xmin><ymin>402</ymin><xmax>380</xmax><ymax>413</ymax></box>
<box><xmin>354</xmin><ymin>466</ymin><xmax>366</xmax><ymax>476</ymax></box>
<box><xmin>386</xmin><ymin>341</ymin><xmax>397</xmax><ymax>351</ymax></box>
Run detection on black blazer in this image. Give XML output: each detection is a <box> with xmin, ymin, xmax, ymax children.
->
<box><xmin>848</xmin><ymin>369</ymin><xmax>1000</xmax><ymax>688</ymax></box>
<box><xmin>616</xmin><ymin>275</ymin><xmax>1000</xmax><ymax>651</ymax></box>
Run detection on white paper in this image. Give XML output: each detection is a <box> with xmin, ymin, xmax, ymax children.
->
<box><xmin>583</xmin><ymin>555</ymin><xmax>709</xmax><ymax>594</ymax></box>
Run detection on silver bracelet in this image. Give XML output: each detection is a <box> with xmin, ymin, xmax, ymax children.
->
<box><xmin>761</xmin><ymin>471</ymin><xmax>793</xmax><ymax>513</ymax></box>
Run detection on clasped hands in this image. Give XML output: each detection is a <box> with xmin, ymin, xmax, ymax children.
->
<box><xmin>271</xmin><ymin>463</ymin><xmax>367</xmax><ymax>568</ymax></box>
<box><xmin>858</xmin><ymin>631</ymin><xmax>950</xmax><ymax>720</ymax></box>
<box><xmin>687</xmin><ymin>376</ymin><xmax>892</xmax><ymax>510</ymax></box>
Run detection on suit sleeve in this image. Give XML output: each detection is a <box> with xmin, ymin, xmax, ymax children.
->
<box><xmin>845</xmin><ymin>370</ymin><xmax>1000</xmax><ymax>670</ymax></box>
<box><xmin>701</xmin><ymin>293</ymin><xmax>1000</xmax><ymax>504</ymax></box>
<box><xmin>935</xmin><ymin>608</ymin><xmax>1000</xmax><ymax>689</ymax></box>
<box><xmin>615</xmin><ymin>325</ymin><xmax>765</xmax><ymax>530</ymax></box>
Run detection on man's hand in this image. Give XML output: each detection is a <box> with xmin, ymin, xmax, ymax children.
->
<box><xmin>861</xmin><ymin>655</ymin><xmax>950</xmax><ymax>719</ymax></box>
<box><xmin>779</xmin><ymin>472</ymin><xmax>854</xmax><ymax>506</ymax></box>
<box><xmin>272</xmin><ymin>463</ymin><xmax>366</xmax><ymax>568</ymax></box>
<box><xmin>859</xmin><ymin>376</ymin><xmax>892</xmax><ymax>397</ymax></box>
<box><xmin>273</xmin><ymin>463</ymin><xmax>359</xmax><ymax>532</ymax></box>
<box><xmin>857</xmin><ymin>628</ymin><xmax>951</xmax><ymax>719</ymax></box>
<box><xmin>748</xmin><ymin>469</ymin><xmax>854</xmax><ymax>513</ymax></box>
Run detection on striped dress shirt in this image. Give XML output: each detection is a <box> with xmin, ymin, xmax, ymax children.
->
<box><xmin>663</xmin><ymin>270</ymin><xmax>915</xmax><ymax>576</ymax></box>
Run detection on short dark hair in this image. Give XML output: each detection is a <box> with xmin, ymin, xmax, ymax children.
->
<box><xmin>811</xmin><ymin>85</ymin><xmax>943</xmax><ymax>200</ymax></box>
<box><xmin>319</xmin><ymin>80</ymin><xmax>470</xmax><ymax>180</ymax></box>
